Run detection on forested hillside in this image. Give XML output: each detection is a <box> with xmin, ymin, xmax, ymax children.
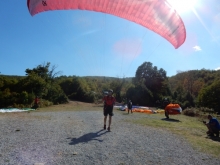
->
<box><xmin>0</xmin><ymin>62</ymin><xmax>220</xmax><ymax>113</ymax></box>
<box><xmin>169</xmin><ymin>69</ymin><xmax>220</xmax><ymax>112</ymax></box>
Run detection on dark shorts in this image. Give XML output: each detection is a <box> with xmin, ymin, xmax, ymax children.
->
<box><xmin>104</xmin><ymin>105</ymin><xmax>114</xmax><ymax>116</ymax></box>
<box><xmin>208</xmin><ymin>124</ymin><xmax>220</xmax><ymax>133</ymax></box>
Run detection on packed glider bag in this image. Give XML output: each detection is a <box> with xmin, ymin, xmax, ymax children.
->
<box><xmin>27</xmin><ymin>0</ymin><xmax>186</xmax><ymax>48</ymax></box>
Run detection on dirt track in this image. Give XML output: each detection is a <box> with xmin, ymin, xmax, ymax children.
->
<box><xmin>0</xmin><ymin>104</ymin><xmax>219</xmax><ymax>165</ymax></box>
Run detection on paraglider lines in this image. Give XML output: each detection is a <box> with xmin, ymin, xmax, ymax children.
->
<box><xmin>119</xmin><ymin>22</ymin><xmax>131</xmax><ymax>78</ymax></box>
<box><xmin>125</xmin><ymin>29</ymin><xmax>148</xmax><ymax>76</ymax></box>
<box><xmin>191</xmin><ymin>7</ymin><xmax>220</xmax><ymax>46</ymax></box>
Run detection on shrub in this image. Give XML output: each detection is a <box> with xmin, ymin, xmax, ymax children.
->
<box><xmin>198</xmin><ymin>107</ymin><xmax>215</xmax><ymax>114</ymax></box>
<box><xmin>183</xmin><ymin>107</ymin><xmax>200</xmax><ymax>117</ymax></box>
<box><xmin>38</xmin><ymin>99</ymin><xmax>53</xmax><ymax>107</ymax></box>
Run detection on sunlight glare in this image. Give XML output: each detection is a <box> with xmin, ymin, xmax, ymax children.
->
<box><xmin>167</xmin><ymin>0</ymin><xmax>197</xmax><ymax>13</ymax></box>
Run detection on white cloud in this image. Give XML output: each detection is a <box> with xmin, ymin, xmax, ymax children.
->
<box><xmin>215</xmin><ymin>67</ymin><xmax>220</xmax><ymax>71</ymax></box>
<box><xmin>193</xmin><ymin>45</ymin><xmax>202</xmax><ymax>51</ymax></box>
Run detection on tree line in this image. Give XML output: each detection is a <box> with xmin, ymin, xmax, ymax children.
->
<box><xmin>0</xmin><ymin>62</ymin><xmax>220</xmax><ymax>113</ymax></box>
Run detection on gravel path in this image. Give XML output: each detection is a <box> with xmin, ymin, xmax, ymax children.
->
<box><xmin>0</xmin><ymin>108</ymin><xmax>219</xmax><ymax>165</ymax></box>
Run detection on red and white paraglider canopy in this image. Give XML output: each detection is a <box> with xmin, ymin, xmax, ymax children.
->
<box><xmin>27</xmin><ymin>0</ymin><xmax>186</xmax><ymax>49</ymax></box>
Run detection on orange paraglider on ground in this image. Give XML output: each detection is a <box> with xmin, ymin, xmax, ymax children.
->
<box><xmin>164</xmin><ymin>104</ymin><xmax>182</xmax><ymax>119</ymax></box>
<box><xmin>132</xmin><ymin>108</ymin><xmax>156</xmax><ymax>114</ymax></box>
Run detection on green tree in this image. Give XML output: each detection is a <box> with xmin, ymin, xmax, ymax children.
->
<box><xmin>110</xmin><ymin>78</ymin><xmax>126</xmax><ymax>102</ymax></box>
<box><xmin>134</xmin><ymin>62</ymin><xmax>168</xmax><ymax>104</ymax></box>
<box><xmin>0</xmin><ymin>88</ymin><xmax>18</xmax><ymax>108</ymax></box>
<box><xmin>44</xmin><ymin>83</ymin><xmax>68</xmax><ymax>104</ymax></box>
<box><xmin>198</xmin><ymin>80</ymin><xmax>220</xmax><ymax>113</ymax></box>
<box><xmin>17</xmin><ymin>72</ymin><xmax>47</xmax><ymax>97</ymax></box>
<box><xmin>25</xmin><ymin>62</ymin><xmax>50</xmax><ymax>80</ymax></box>
<box><xmin>126</xmin><ymin>83</ymin><xmax>153</xmax><ymax>106</ymax></box>
<box><xmin>59</xmin><ymin>78</ymin><xmax>75</xmax><ymax>96</ymax></box>
<box><xmin>19</xmin><ymin>91</ymin><xmax>29</xmax><ymax>104</ymax></box>
<box><xmin>25</xmin><ymin>62</ymin><xmax>61</xmax><ymax>82</ymax></box>
<box><xmin>66</xmin><ymin>77</ymin><xmax>94</xmax><ymax>102</ymax></box>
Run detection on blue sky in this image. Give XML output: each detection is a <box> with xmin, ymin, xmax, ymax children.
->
<box><xmin>1</xmin><ymin>0</ymin><xmax>220</xmax><ymax>78</ymax></box>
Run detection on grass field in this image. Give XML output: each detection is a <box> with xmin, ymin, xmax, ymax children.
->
<box><xmin>128</xmin><ymin>112</ymin><xmax>220</xmax><ymax>157</ymax></box>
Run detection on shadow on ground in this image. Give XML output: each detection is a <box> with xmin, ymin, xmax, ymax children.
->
<box><xmin>206</xmin><ymin>136</ymin><xmax>220</xmax><ymax>142</ymax></box>
<box><xmin>161</xmin><ymin>118</ymin><xmax>181</xmax><ymax>122</ymax></box>
<box><xmin>68</xmin><ymin>130</ymin><xmax>108</xmax><ymax>145</ymax></box>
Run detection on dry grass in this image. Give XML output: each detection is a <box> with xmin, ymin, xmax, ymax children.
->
<box><xmin>0</xmin><ymin>101</ymin><xmax>102</xmax><ymax>121</ymax></box>
<box><xmin>128</xmin><ymin>113</ymin><xmax>220</xmax><ymax>157</ymax></box>
<box><xmin>36</xmin><ymin>101</ymin><xmax>102</xmax><ymax>112</ymax></box>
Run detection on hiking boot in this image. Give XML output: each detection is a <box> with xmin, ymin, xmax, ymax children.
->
<box><xmin>216</xmin><ymin>132</ymin><xmax>219</xmax><ymax>137</ymax></box>
<box><xmin>206</xmin><ymin>131</ymin><xmax>211</xmax><ymax>135</ymax></box>
<box><xmin>209</xmin><ymin>133</ymin><xmax>214</xmax><ymax>137</ymax></box>
<box><xmin>107</xmin><ymin>127</ymin><xmax>110</xmax><ymax>131</ymax></box>
<box><xmin>104</xmin><ymin>125</ymin><xmax>106</xmax><ymax>130</ymax></box>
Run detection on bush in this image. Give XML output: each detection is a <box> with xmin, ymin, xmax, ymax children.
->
<box><xmin>198</xmin><ymin>107</ymin><xmax>215</xmax><ymax>114</ymax></box>
<box><xmin>183</xmin><ymin>107</ymin><xmax>200</xmax><ymax>117</ymax></box>
<box><xmin>13</xmin><ymin>103</ymin><xmax>25</xmax><ymax>109</ymax></box>
<box><xmin>38</xmin><ymin>99</ymin><xmax>53</xmax><ymax>107</ymax></box>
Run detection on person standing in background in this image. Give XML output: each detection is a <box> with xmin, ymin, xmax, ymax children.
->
<box><xmin>127</xmin><ymin>99</ymin><xmax>133</xmax><ymax>114</ymax></box>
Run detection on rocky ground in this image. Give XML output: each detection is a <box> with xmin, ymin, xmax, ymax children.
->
<box><xmin>0</xmin><ymin>102</ymin><xmax>219</xmax><ymax>165</ymax></box>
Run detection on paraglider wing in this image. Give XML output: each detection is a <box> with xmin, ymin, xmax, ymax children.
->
<box><xmin>165</xmin><ymin>104</ymin><xmax>182</xmax><ymax>115</ymax></box>
<box><xmin>27</xmin><ymin>0</ymin><xmax>186</xmax><ymax>48</ymax></box>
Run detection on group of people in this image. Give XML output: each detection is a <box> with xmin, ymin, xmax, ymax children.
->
<box><xmin>102</xmin><ymin>89</ymin><xmax>220</xmax><ymax>138</ymax></box>
<box><xmin>33</xmin><ymin>90</ymin><xmax>219</xmax><ymax>137</ymax></box>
